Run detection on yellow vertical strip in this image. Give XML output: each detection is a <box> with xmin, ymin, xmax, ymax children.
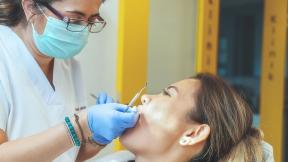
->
<box><xmin>115</xmin><ymin>0</ymin><xmax>149</xmax><ymax>151</ymax></box>
<box><xmin>260</xmin><ymin>0</ymin><xmax>287</xmax><ymax>161</ymax></box>
<box><xmin>196</xmin><ymin>0</ymin><xmax>220</xmax><ymax>74</ymax></box>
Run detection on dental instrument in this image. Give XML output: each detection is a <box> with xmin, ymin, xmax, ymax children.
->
<box><xmin>90</xmin><ymin>82</ymin><xmax>147</xmax><ymax>112</ymax></box>
<box><xmin>128</xmin><ymin>82</ymin><xmax>148</xmax><ymax>107</ymax></box>
<box><xmin>90</xmin><ymin>93</ymin><xmax>98</xmax><ymax>100</ymax></box>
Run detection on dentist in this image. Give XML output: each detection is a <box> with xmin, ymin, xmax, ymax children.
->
<box><xmin>0</xmin><ymin>0</ymin><xmax>138</xmax><ymax>161</ymax></box>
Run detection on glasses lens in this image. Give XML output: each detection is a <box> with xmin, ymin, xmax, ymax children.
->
<box><xmin>90</xmin><ymin>22</ymin><xmax>106</xmax><ymax>33</ymax></box>
<box><xmin>65</xmin><ymin>19</ymin><xmax>106</xmax><ymax>33</ymax></box>
<box><xmin>67</xmin><ymin>20</ymin><xmax>88</xmax><ymax>32</ymax></box>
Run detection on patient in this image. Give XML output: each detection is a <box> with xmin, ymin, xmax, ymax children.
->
<box><xmin>120</xmin><ymin>73</ymin><xmax>273</xmax><ymax>162</ymax></box>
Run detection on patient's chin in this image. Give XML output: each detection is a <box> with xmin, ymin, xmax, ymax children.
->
<box><xmin>120</xmin><ymin>130</ymin><xmax>136</xmax><ymax>152</ymax></box>
<box><xmin>120</xmin><ymin>121</ymin><xmax>144</xmax><ymax>151</ymax></box>
<box><xmin>120</xmin><ymin>123</ymin><xmax>138</xmax><ymax>144</ymax></box>
<box><xmin>120</xmin><ymin>127</ymin><xmax>134</xmax><ymax>141</ymax></box>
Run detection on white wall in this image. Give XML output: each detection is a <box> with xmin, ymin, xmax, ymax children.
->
<box><xmin>148</xmin><ymin>0</ymin><xmax>198</xmax><ymax>93</ymax></box>
<box><xmin>76</xmin><ymin>0</ymin><xmax>118</xmax><ymax>159</ymax></box>
<box><xmin>76</xmin><ymin>0</ymin><xmax>119</xmax><ymax>106</ymax></box>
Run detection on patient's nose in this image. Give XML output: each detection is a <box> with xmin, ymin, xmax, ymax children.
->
<box><xmin>141</xmin><ymin>94</ymin><xmax>151</xmax><ymax>104</ymax></box>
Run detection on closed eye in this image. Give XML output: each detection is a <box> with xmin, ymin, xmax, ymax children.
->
<box><xmin>161</xmin><ymin>89</ymin><xmax>171</xmax><ymax>97</ymax></box>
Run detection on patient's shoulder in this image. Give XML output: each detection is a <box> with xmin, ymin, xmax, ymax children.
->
<box><xmin>262</xmin><ymin>141</ymin><xmax>274</xmax><ymax>162</ymax></box>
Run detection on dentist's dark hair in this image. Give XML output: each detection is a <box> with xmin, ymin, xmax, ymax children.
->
<box><xmin>189</xmin><ymin>73</ymin><xmax>264</xmax><ymax>162</ymax></box>
<box><xmin>0</xmin><ymin>0</ymin><xmax>105</xmax><ymax>27</ymax></box>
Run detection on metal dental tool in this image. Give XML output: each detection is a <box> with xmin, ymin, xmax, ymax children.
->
<box><xmin>90</xmin><ymin>82</ymin><xmax>147</xmax><ymax>112</ymax></box>
<box><xmin>128</xmin><ymin>82</ymin><xmax>148</xmax><ymax>107</ymax></box>
<box><xmin>90</xmin><ymin>93</ymin><xmax>98</xmax><ymax>100</ymax></box>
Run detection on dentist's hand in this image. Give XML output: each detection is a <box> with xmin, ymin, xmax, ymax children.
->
<box><xmin>96</xmin><ymin>92</ymin><xmax>115</xmax><ymax>104</ymax></box>
<box><xmin>87</xmin><ymin>103</ymin><xmax>139</xmax><ymax>145</ymax></box>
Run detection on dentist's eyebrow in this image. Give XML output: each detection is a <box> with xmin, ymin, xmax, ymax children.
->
<box><xmin>66</xmin><ymin>10</ymin><xmax>100</xmax><ymax>18</ymax></box>
<box><xmin>167</xmin><ymin>86</ymin><xmax>179</xmax><ymax>93</ymax></box>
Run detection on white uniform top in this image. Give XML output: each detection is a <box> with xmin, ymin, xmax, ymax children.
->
<box><xmin>0</xmin><ymin>25</ymin><xmax>87</xmax><ymax>162</ymax></box>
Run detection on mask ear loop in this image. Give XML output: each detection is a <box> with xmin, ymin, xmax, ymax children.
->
<box><xmin>36</xmin><ymin>4</ymin><xmax>49</xmax><ymax>19</ymax></box>
<box><xmin>30</xmin><ymin>4</ymin><xmax>49</xmax><ymax>35</ymax></box>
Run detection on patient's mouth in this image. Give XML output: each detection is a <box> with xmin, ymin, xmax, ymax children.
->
<box><xmin>131</xmin><ymin>105</ymin><xmax>144</xmax><ymax>114</ymax></box>
<box><xmin>129</xmin><ymin>105</ymin><xmax>146</xmax><ymax>126</ymax></box>
<box><xmin>135</xmin><ymin>105</ymin><xmax>148</xmax><ymax>127</ymax></box>
<box><xmin>136</xmin><ymin>105</ymin><xmax>144</xmax><ymax>114</ymax></box>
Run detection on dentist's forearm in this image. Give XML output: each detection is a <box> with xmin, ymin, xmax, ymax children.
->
<box><xmin>76</xmin><ymin>111</ymin><xmax>104</xmax><ymax>162</ymax></box>
<box><xmin>0</xmin><ymin>124</ymin><xmax>73</xmax><ymax>162</ymax></box>
<box><xmin>0</xmin><ymin>111</ymin><xmax>100</xmax><ymax>162</ymax></box>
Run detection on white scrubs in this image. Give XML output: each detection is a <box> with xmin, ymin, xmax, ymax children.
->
<box><xmin>0</xmin><ymin>25</ymin><xmax>87</xmax><ymax>162</ymax></box>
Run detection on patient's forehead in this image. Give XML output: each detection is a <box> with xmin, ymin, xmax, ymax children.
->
<box><xmin>171</xmin><ymin>79</ymin><xmax>201</xmax><ymax>94</ymax></box>
<box><xmin>169</xmin><ymin>79</ymin><xmax>201</xmax><ymax>109</ymax></box>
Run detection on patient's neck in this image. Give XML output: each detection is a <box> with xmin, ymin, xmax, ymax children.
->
<box><xmin>135</xmin><ymin>148</ymin><xmax>196</xmax><ymax>162</ymax></box>
<box><xmin>135</xmin><ymin>156</ymin><xmax>187</xmax><ymax>162</ymax></box>
<box><xmin>134</xmin><ymin>143</ymin><xmax>203</xmax><ymax>162</ymax></box>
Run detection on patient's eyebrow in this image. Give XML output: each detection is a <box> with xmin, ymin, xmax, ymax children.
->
<box><xmin>167</xmin><ymin>86</ymin><xmax>179</xmax><ymax>93</ymax></box>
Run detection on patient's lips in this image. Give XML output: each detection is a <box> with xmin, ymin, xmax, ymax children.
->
<box><xmin>136</xmin><ymin>105</ymin><xmax>144</xmax><ymax>114</ymax></box>
<box><xmin>136</xmin><ymin>105</ymin><xmax>146</xmax><ymax>127</ymax></box>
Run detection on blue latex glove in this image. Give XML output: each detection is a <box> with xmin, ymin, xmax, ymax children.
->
<box><xmin>96</xmin><ymin>92</ymin><xmax>115</xmax><ymax>104</ymax></box>
<box><xmin>87</xmin><ymin>103</ymin><xmax>139</xmax><ymax>145</ymax></box>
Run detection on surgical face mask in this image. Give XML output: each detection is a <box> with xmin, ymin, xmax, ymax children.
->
<box><xmin>32</xmin><ymin>14</ymin><xmax>90</xmax><ymax>59</ymax></box>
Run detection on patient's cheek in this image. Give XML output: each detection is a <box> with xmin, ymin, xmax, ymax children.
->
<box><xmin>145</xmin><ymin>106</ymin><xmax>179</xmax><ymax>134</ymax></box>
<box><xmin>120</xmin><ymin>104</ymin><xmax>182</xmax><ymax>153</ymax></box>
<box><xmin>146</xmin><ymin>108</ymin><xmax>164</xmax><ymax>123</ymax></box>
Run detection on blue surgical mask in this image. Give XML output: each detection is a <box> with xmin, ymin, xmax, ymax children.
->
<box><xmin>32</xmin><ymin>15</ymin><xmax>90</xmax><ymax>59</ymax></box>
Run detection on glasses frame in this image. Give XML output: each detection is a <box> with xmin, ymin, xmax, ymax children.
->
<box><xmin>36</xmin><ymin>1</ymin><xmax>107</xmax><ymax>33</ymax></box>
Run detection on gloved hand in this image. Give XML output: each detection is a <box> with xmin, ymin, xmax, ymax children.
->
<box><xmin>96</xmin><ymin>92</ymin><xmax>115</xmax><ymax>104</ymax></box>
<box><xmin>87</xmin><ymin>103</ymin><xmax>139</xmax><ymax>145</ymax></box>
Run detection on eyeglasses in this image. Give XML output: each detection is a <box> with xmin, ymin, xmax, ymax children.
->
<box><xmin>36</xmin><ymin>2</ymin><xmax>107</xmax><ymax>33</ymax></box>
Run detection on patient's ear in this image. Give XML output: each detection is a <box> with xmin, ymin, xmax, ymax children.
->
<box><xmin>179</xmin><ymin>124</ymin><xmax>210</xmax><ymax>146</ymax></box>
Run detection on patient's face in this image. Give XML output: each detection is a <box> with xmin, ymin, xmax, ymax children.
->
<box><xmin>120</xmin><ymin>79</ymin><xmax>201</xmax><ymax>155</ymax></box>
